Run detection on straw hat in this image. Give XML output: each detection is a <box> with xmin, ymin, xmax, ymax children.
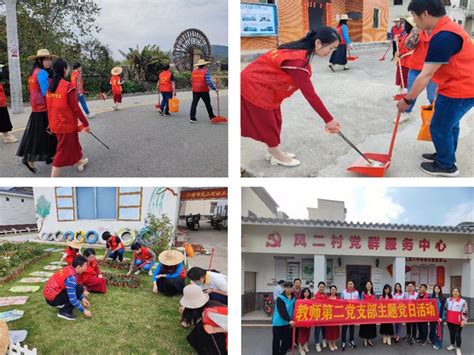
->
<box><xmin>27</xmin><ymin>49</ymin><xmax>57</xmax><ymax>61</ymax></box>
<box><xmin>180</xmin><ymin>284</ymin><xmax>209</xmax><ymax>309</ymax></box>
<box><xmin>111</xmin><ymin>66</ymin><xmax>123</xmax><ymax>76</ymax></box>
<box><xmin>340</xmin><ymin>14</ymin><xmax>352</xmax><ymax>21</ymax></box>
<box><xmin>67</xmin><ymin>240</ymin><xmax>81</xmax><ymax>250</ymax></box>
<box><xmin>394</xmin><ymin>18</ymin><xmax>401</xmax><ymax>22</ymax></box>
<box><xmin>404</xmin><ymin>16</ymin><xmax>416</xmax><ymax>28</ymax></box>
<box><xmin>0</xmin><ymin>321</ymin><xmax>9</xmax><ymax>354</ymax></box>
<box><xmin>194</xmin><ymin>59</ymin><xmax>211</xmax><ymax>67</ymax></box>
<box><xmin>158</xmin><ymin>249</ymin><xmax>184</xmax><ymax>266</ymax></box>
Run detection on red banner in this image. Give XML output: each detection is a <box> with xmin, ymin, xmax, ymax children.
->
<box><xmin>293</xmin><ymin>299</ymin><xmax>439</xmax><ymax>327</ymax></box>
<box><xmin>181</xmin><ymin>188</ymin><xmax>228</xmax><ymax>200</ymax></box>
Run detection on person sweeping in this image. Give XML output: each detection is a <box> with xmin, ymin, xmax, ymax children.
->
<box><xmin>110</xmin><ymin>66</ymin><xmax>124</xmax><ymax>111</ymax></box>
<box><xmin>329</xmin><ymin>15</ymin><xmax>353</xmax><ymax>72</ymax></box>
<box><xmin>157</xmin><ymin>64</ymin><xmax>176</xmax><ymax>116</ymax></box>
<box><xmin>241</xmin><ymin>27</ymin><xmax>342</xmax><ymax>167</ymax></box>
<box><xmin>46</xmin><ymin>59</ymin><xmax>90</xmax><ymax>177</ymax></box>
<box><xmin>190</xmin><ymin>59</ymin><xmax>217</xmax><ymax>123</ymax></box>
<box><xmin>0</xmin><ymin>64</ymin><xmax>18</xmax><ymax>144</ymax></box>
<box><xmin>391</xmin><ymin>18</ymin><xmax>404</xmax><ymax>60</ymax></box>
<box><xmin>398</xmin><ymin>0</ymin><xmax>474</xmax><ymax>177</ymax></box>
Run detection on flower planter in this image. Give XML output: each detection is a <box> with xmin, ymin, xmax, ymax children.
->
<box><xmin>102</xmin><ymin>272</ymin><xmax>141</xmax><ymax>289</ymax></box>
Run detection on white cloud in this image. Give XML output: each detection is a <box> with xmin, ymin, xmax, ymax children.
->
<box><xmin>443</xmin><ymin>201</ymin><xmax>474</xmax><ymax>226</ymax></box>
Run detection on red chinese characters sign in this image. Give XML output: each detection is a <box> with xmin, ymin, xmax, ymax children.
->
<box><xmin>293</xmin><ymin>299</ymin><xmax>439</xmax><ymax>327</ymax></box>
<box><xmin>181</xmin><ymin>188</ymin><xmax>228</xmax><ymax>200</ymax></box>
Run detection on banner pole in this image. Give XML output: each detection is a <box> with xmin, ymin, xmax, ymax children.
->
<box><xmin>292</xmin><ymin>326</ymin><xmax>296</xmax><ymax>355</ymax></box>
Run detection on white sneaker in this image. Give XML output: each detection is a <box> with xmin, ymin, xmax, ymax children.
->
<box><xmin>456</xmin><ymin>348</ymin><xmax>462</xmax><ymax>355</ymax></box>
<box><xmin>87</xmin><ymin>113</ymin><xmax>96</xmax><ymax>119</ymax></box>
<box><xmin>315</xmin><ymin>343</ymin><xmax>321</xmax><ymax>352</ymax></box>
<box><xmin>148</xmin><ymin>270</ymin><xmax>153</xmax><ymax>276</ymax></box>
<box><xmin>383</xmin><ymin>336</ymin><xmax>387</xmax><ymax>344</ymax></box>
<box><xmin>298</xmin><ymin>345</ymin><xmax>305</xmax><ymax>355</ymax></box>
<box><xmin>387</xmin><ymin>337</ymin><xmax>391</xmax><ymax>346</ymax></box>
<box><xmin>447</xmin><ymin>345</ymin><xmax>456</xmax><ymax>351</ymax></box>
<box><xmin>329</xmin><ymin>344</ymin><xmax>335</xmax><ymax>351</ymax></box>
<box><xmin>3</xmin><ymin>134</ymin><xmax>18</xmax><ymax>144</ymax></box>
<box><xmin>322</xmin><ymin>339</ymin><xmax>327</xmax><ymax>348</ymax></box>
<box><xmin>270</xmin><ymin>156</ymin><xmax>301</xmax><ymax>167</ymax></box>
<box><xmin>76</xmin><ymin>158</ymin><xmax>89</xmax><ymax>172</ymax></box>
<box><xmin>265</xmin><ymin>152</ymin><xmax>296</xmax><ymax>161</ymax></box>
<box><xmin>134</xmin><ymin>270</ymin><xmax>141</xmax><ymax>275</ymax></box>
<box><xmin>303</xmin><ymin>344</ymin><xmax>309</xmax><ymax>352</ymax></box>
<box><xmin>333</xmin><ymin>344</ymin><xmax>338</xmax><ymax>350</ymax></box>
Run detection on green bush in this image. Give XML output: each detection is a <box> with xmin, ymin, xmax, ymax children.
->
<box><xmin>144</xmin><ymin>213</ymin><xmax>176</xmax><ymax>256</ymax></box>
<box><xmin>122</xmin><ymin>80</ymin><xmax>147</xmax><ymax>94</ymax></box>
<box><xmin>174</xmin><ymin>72</ymin><xmax>192</xmax><ymax>90</ymax></box>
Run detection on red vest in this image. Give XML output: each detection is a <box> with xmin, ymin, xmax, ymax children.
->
<box><xmin>159</xmin><ymin>70</ymin><xmax>173</xmax><ymax>92</ymax></box>
<box><xmin>397</xmin><ymin>34</ymin><xmax>411</xmax><ymax>67</ymax></box>
<box><xmin>315</xmin><ymin>292</ymin><xmax>328</xmax><ymax>300</ymax></box>
<box><xmin>43</xmin><ymin>266</ymin><xmax>76</xmax><ymax>301</ymax></box>
<box><xmin>0</xmin><ymin>83</ymin><xmax>6</xmax><ymax>107</ymax></box>
<box><xmin>337</xmin><ymin>25</ymin><xmax>346</xmax><ymax>45</ymax></box>
<box><xmin>405</xmin><ymin>31</ymin><xmax>431</xmax><ymax>71</ymax></box>
<box><xmin>77</xmin><ymin>259</ymin><xmax>100</xmax><ymax>284</ymax></box>
<box><xmin>391</xmin><ymin>25</ymin><xmax>404</xmax><ymax>39</ymax></box>
<box><xmin>64</xmin><ymin>247</ymin><xmax>78</xmax><ymax>265</ymax></box>
<box><xmin>110</xmin><ymin>75</ymin><xmax>122</xmax><ymax>94</ymax></box>
<box><xmin>29</xmin><ymin>68</ymin><xmax>47</xmax><ymax>112</ymax></box>
<box><xmin>46</xmin><ymin>79</ymin><xmax>77</xmax><ymax>134</ymax></box>
<box><xmin>107</xmin><ymin>235</ymin><xmax>124</xmax><ymax>250</ymax></box>
<box><xmin>430</xmin><ymin>16</ymin><xmax>474</xmax><ymax>98</ymax></box>
<box><xmin>134</xmin><ymin>247</ymin><xmax>153</xmax><ymax>262</ymax></box>
<box><xmin>362</xmin><ymin>292</ymin><xmax>376</xmax><ymax>300</ymax></box>
<box><xmin>241</xmin><ymin>49</ymin><xmax>312</xmax><ymax>111</ymax></box>
<box><xmin>70</xmin><ymin>69</ymin><xmax>84</xmax><ymax>94</ymax></box>
<box><xmin>192</xmin><ymin>68</ymin><xmax>209</xmax><ymax>93</ymax></box>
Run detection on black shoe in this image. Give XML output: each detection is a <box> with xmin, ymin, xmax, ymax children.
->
<box><xmin>341</xmin><ymin>342</ymin><xmax>346</xmax><ymax>351</ymax></box>
<box><xmin>349</xmin><ymin>341</ymin><xmax>356</xmax><ymax>349</ymax></box>
<box><xmin>420</xmin><ymin>161</ymin><xmax>459</xmax><ymax>177</ymax></box>
<box><xmin>57</xmin><ymin>311</ymin><xmax>75</xmax><ymax>321</ymax></box>
<box><xmin>190</xmin><ymin>118</ymin><xmax>197</xmax><ymax>123</ymax></box>
<box><xmin>410</xmin><ymin>338</ymin><xmax>415</xmax><ymax>345</ymax></box>
<box><xmin>46</xmin><ymin>158</ymin><xmax>53</xmax><ymax>165</ymax></box>
<box><xmin>22</xmin><ymin>160</ymin><xmax>37</xmax><ymax>174</ymax></box>
<box><xmin>329</xmin><ymin>64</ymin><xmax>336</xmax><ymax>73</ymax></box>
<box><xmin>343</xmin><ymin>67</ymin><xmax>350</xmax><ymax>70</ymax></box>
<box><xmin>421</xmin><ymin>153</ymin><xmax>436</xmax><ymax>162</ymax></box>
<box><xmin>165</xmin><ymin>112</ymin><xmax>171</xmax><ymax>116</ymax></box>
<box><xmin>158</xmin><ymin>110</ymin><xmax>164</xmax><ymax>116</ymax></box>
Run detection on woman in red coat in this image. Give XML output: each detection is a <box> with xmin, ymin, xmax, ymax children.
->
<box><xmin>241</xmin><ymin>27</ymin><xmax>341</xmax><ymax>167</ymax></box>
<box><xmin>78</xmin><ymin>248</ymin><xmax>107</xmax><ymax>293</ymax></box>
<box><xmin>46</xmin><ymin>59</ymin><xmax>90</xmax><ymax>177</ymax></box>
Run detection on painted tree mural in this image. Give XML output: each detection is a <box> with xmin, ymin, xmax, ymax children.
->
<box><xmin>35</xmin><ymin>196</ymin><xmax>51</xmax><ymax>233</ymax></box>
<box><xmin>148</xmin><ymin>187</ymin><xmax>177</xmax><ymax>217</ymax></box>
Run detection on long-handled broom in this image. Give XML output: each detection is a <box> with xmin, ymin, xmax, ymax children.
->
<box><xmin>379</xmin><ymin>42</ymin><xmax>392</xmax><ymax>61</ymax></box>
<box><xmin>210</xmin><ymin>77</ymin><xmax>228</xmax><ymax>124</ymax></box>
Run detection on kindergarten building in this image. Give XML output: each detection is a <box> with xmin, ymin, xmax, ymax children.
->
<box><xmin>241</xmin><ymin>0</ymin><xmax>389</xmax><ymax>51</ymax></box>
<box><xmin>32</xmin><ymin>187</ymin><xmax>181</xmax><ymax>245</ymax></box>
<box><xmin>241</xmin><ymin>187</ymin><xmax>474</xmax><ymax>318</ymax></box>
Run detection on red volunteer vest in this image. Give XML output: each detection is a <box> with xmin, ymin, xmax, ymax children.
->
<box><xmin>159</xmin><ymin>70</ymin><xmax>173</xmax><ymax>92</ymax></box>
<box><xmin>64</xmin><ymin>247</ymin><xmax>78</xmax><ymax>265</ymax></box>
<box><xmin>191</xmin><ymin>68</ymin><xmax>209</xmax><ymax>93</ymax></box>
<box><xmin>29</xmin><ymin>68</ymin><xmax>47</xmax><ymax>112</ymax></box>
<box><xmin>0</xmin><ymin>83</ymin><xmax>6</xmax><ymax>107</ymax></box>
<box><xmin>78</xmin><ymin>259</ymin><xmax>99</xmax><ymax>284</ymax></box>
<box><xmin>110</xmin><ymin>75</ymin><xmax>122</xmax><ymax>94</ymax></box>
<box><xmin>134</xmin><ymin>247</ymin><xmax>152</xmax><ymax>262</ymax></box>
<box><xmin>337</xmin><ymin>25</ymin><xmax>346</xmax><ymax>45</ymax></box>
<box><xmin>446</xmin><ymin>297</ymin><xmax>465</xmax><ymax>325</ymax></box>
<box><xmin>315</xmin><ymin>292</ymin><xmax>328</xmax><ymax>300</ymax></box>
<box><xmin>362</xmin><ymin>292</ymin><xmax>376</xmax><ymax>300</ymax></box>
<box><xmin>43</xmin><ymin>266</ymin><xmax>76</xmax><ymax>301</ymax></box>
<box><xmin>46</xmin><ymin>79</ymin><xmax>77</xmax><ymax>134</ymax></box>
<box><xmin>430</xmin><ymin>16</ymin><xmax>474</xmax><ymax>98</ymax></box>
<box><xmin>391</xmin><ymin>25</ymin><xmax>404</xmax><ymax>39</ymax></box>
<box><xmin>70</xmin><ymin>69</ymin><xmax>84</xmax><ymax>94</ymax></box>
<box><xmin>107</xmin><ymin>236</ymin><xmax>124</xmax><ymax>250</ymax></box>
<box><xmin>398</xmin><ymin>34</ymin><xmax>410</xmax><ymax>67</ymax></box>
<box><xmin>241</xmin><ymin>49</ymin><xmax>312</xmax><ymax>111</ymax></box>
<box><xmin>405</xmin><ymin>31</ymin><xmax>431</xmax><ymax>71</ymax></box>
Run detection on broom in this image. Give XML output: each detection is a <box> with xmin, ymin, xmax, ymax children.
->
<box><xmin>155</xmin><ymin>89</ymin><xmax>161</xmax><ymax>109</ymax></box>
<box><xmin>210</xmin><ymin>77</ymin><xmax>227</xmax><ymax>124</ymax></box>
<box><xmin>379</xmin><ymin>42</ymin><xmax>392</xmax><ymax>61</ymax></box>
<box><xmin>100</xmin><ymin>90</ymin><xmax>112</xmax><ymax>100</ymax></box>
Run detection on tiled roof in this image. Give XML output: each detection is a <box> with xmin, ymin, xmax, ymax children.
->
<box><xmin>242</xmin><ymin>216</ymin><xmax>474</xmax><ymax>234</ymax></box>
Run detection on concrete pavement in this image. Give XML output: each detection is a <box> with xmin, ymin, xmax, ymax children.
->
<box><xmin>241</xmin><ymin>49</ymin><xmax>473</xmax><ymax>177</ymax></box>
<box><xmin>0</xmin><ymin>90</ymin><xmax>228</xmax><ymax>177</ymax></box>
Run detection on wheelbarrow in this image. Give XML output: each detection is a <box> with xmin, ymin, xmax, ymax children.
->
<box><xmin>345</xmin><ymin>111</ymin><xmax>402</xmax><ymax>177</ymax></box>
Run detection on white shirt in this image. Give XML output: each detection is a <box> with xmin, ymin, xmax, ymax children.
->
<box><xmin>207</xmin><ymin>271</ymin><xmax>227</xmax><ymax>292</ymax></box>
<box><xmin>393</xmin><ymin>292</ymin><xmax>405</xmax><ymax>300</ymax></box>
<box><xmin>342</xmin><ymin>289</ymin><xmax>360</xmax><ymax>300</ymax></box>
<box><xmin>273</xmin><ymin>284</ymin><xmax>283</xmax><ymax>301</ymax></box>
<box><xmin>405</xmin><ymin>291</ymin><xmax>418</xmax><ymax>300</ymax></box>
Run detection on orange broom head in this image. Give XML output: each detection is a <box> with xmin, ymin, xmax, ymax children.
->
<box><xmin>211</xmin><ymin>116</ymin><xmax>228</xmax><ymax>124</ymax></box>
<box><xmin>100</xmin><ymin>92</ymin><xmax>107</xmax><ymax>100</ymax></box>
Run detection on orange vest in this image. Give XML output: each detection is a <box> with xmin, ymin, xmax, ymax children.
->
<box><xmin>28</xmin><ymin>68</ymin><xmax>47</xmax><ymax>112</ymax></box>
<box><xmin>63</xmin><ymin>247</ymin><xmax>78</xmax><ymax>265</ymax></box>
<box><xmin>0</xmin><ymin>83</ymin><xmax>6</xmax><ymax>107</ymax></box>
<box><xmin>241</xmin><ymin>49</ymin><xmax>312</xmax><ymax>110</ymax></box>
<box><xmin>70</xmin><ymin>69</ymin><xmax>84</xmax><ymax>94</ymax></box>
<box><xmin>46</xmin><ymin>79</ymin><xmax>77</xmax><ymax>134</ymax></box>
<box><xmin>134</xmin><ymin>247</ymin><xmax>153</xmax><ymax>262</ymax></box>
<box><xmin>110</xmin><ymin>75</ymin><xmax>122</xmax><ymax>94</ymax></box>
<box><xmin>405</xmin><ymin>31</ymin><xmax>431</xmax><ymax>71</ymax></box>
<box><xmin>159</xmin><ymin>70</ymin><xmax>173</xmax><ymax>92</ymax></box>
<box><xmin>77</xmin><ymin>259</ymin><xmax>99</xmax><ymax>284</ymax></box>
<box><xmin>337</xmin><ymin>25</ymin><xmax>346</xmax><ymax>45</ymax></box>
<box><xmin>191</xmin><ymin>68</ymin><xmax>209</xmax><ymax>93</ymax></box>
<box><xmin>397</xmin><ymin>34</ymin><xmax>410</xmax><ymax>67</ymax></box>
<box><xmin>430</xmin><ymin>16</ymin><xmax>474</xmax><ymax>98</ymax></box>
<box><xmin>107</xmin><ymin>235</ymin><xmax>124</xmax><ymax>250</ymax></box>
<box><xmin>43</xmin><ymin>266</ymin><xmax>76</xmax><ymax>301</ymax></box>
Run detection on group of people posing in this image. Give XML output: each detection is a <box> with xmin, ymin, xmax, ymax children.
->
<box><xmin>272</xmin><ymin>279</ymin><xmax>468</xmax><ymax>355</ymax></box>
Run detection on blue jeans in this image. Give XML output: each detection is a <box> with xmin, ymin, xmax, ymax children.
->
<box><xmin>406</xmin><ymin>69</ymin><xmax>437</xmax><ymax>113</ymax></box>
<box><xmin>108</xmin><ymin>249</ymin><xmax>124</xmax><ymax>261</ymax></box>
<box><xmin>430</xmin><ymin>94</ymin><xmax>474</xmax><ymax>169</ymax></box>
<box><xmin>160</xmin><ymin>92</ymin><xmax>173</xmax><ymax>113</ymax></box>
<box><xmin>430</xmin><ymin>322</ymin><xmax>443</xmax><ymax>348</ymax></box>
<box><xmin>77</xmin><ymin>94</ymin><xmax>90</xmax><ymax>115</ymax></box>
<box><xmin>314</xmin><ymin>326</ymin><xmax>325</xmax><ymax>344</ymax></box>
<box><xmin>135</xmin><ymin>259</ymin><xmax>155</xmax><ymax>271</ymax></box>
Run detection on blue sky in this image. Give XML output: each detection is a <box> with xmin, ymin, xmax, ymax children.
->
<box><xmin>265</xmin><ymin>186</ymin><xmax>473</xmax><ymax>227</ymax></box>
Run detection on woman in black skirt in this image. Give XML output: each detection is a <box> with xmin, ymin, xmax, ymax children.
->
<box><xmin>0</xmin><ymin>64</ymin><xmax>18</xmax><ymax>144</ymax></box>
<box><xmin>152</xmin><ymin>249</ymin><xmax>186</xmax><ymax>296</ymax></box>
<box><xmin>360</xmin><ymin>280</ymin><xmax>378</xmax><ymax>347</ymax></box>
<box><xmin>379</xmin><ymin>284</ymin><xmax>395</xmax><ymax>345</ymax></box>
<box><xmin>329</xmin><ymin>14</ymin><xmax>353</xmax><ymax>72</ymax></box>
<box><xmin>16</xmin><ymin>49</ymin><xmax>58</xmax><ymax>173</ymax></box>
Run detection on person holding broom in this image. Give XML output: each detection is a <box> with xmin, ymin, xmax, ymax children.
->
<box><xmin>398</xmin><ymin>0</ymin><xmax>474</xmax><ymax>177</ymax></box>
<box><xmin>190</xmin><ymin>59</ymin><xmax>217</xmax><ymax>123</ymax></box>
<box><xmin>157</xmin><ymin>63</ymin><xmax>176</xmax><ymax>116</ymax></box>
<box><xmin>241</xmin><ymin>27</ymin><xmax>341</xmax><ymax>167</ymax></box>
<box><xmin>0</xmin><ymin>64</ymin><xmax>18</xmax><ymax>144</ymax></box>
<box><xmin>46</xmin><ymin>59</ymin><xmax>90</xmax><ymax>177</ymax></box>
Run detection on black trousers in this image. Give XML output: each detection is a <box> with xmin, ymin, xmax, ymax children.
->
<box><xmin>447</xmin><ymin>323</ymin><xmax>463</xmax><ymax>347</ymax></box>
<box><xmin>190</xmin><ymin>92</ymin><xmax>215</xmax><ymax>120</ymax></box>
<box><xmin>46</xmin><ymin>284</ymin><xmax>84</xmax><ymax>314</ymax></box>
<box><xmin>417</xmin><ymin>322</ymin><xmax>428</xmax><ymax>341</ymax></box>
<box><xmin>407</xmin><ymin>322</ymin><xmax>417</xmax><ymax>339</ymax></box>
<box><xmin>187</xmin><ymin>321</ymin><xmax>227</xmax><ymax>355</ymax></box>
<box><xmin>272</xmin><ymin>325</ymin><xmax>291</xmax><ymax>355</ymax></box>
<box><xmin>392</xmin><ymin>40</ymin><xmax>397</xmax><ymax>58</ymax></box>
<box><xmin>156</xmin><ymin>277</ymin><xmax>185</xmax><ymax>296</ymax></box>
<box><xmin>341</xmin><ymin>325</ymin><xmax>355</xmax><ymax>343</ymax></box>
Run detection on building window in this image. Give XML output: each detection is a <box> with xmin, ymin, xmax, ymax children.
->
<box><xmin>55</xmin><ymin>187</ymin><xmax>75</xmax><ymax>221</ymax></box>
<box><xmin>394</xmin><ymin>0</ymin><xmax>403</xmax><ymax>5</ymax></box>
<box><xmin>275</xmin><ymin>258</ymin><xmax>287</xmax><ymax>282</ymax></box>
<box><xmin>458</xmin><ymin>20</ymin><xmax>462</xmax><ymax>25</ymax></box>
<box><xmin>259</xmin><ymin>0</ymin><xmax>275</xmax><ymax>3</ymax></box>
<box><xmin>5</xmin><ymin>197</ymin><xmax>9</xmax><ymax>201</ymax></box>
<box><xmin>117</xmin><ymin>187</ymin><xmax>143</xmax><ymax>221</ymax></box>
<box><xmin>287</xmin><ymin>262</ymin><xmax>300</xmax><ymax>282</ymax></box>
<box><xmin>76</xmin><ymin>187</ymin><xmax>117</xmax><ymax>220</ymax></box>
<box><xmin>373</xmin><ymin>8</ymin><xmax>380</xmax><ymax>29</ymax></box>
<box><xmin>210</xmin><ymin>202</ymin><xmax>218</xmax><ymax>214</ymax></box>
<box><xmin>460</xmin><ymin>0</ymin><xmax>468</xmax><ymax>7</ymax></box>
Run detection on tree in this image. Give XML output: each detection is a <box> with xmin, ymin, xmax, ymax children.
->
<box><xmin>119</xmin><ymin>45</ymin><xmax>170</xmax><ymax>83</ymax></box>
<box><xmin>35</xmin><ymin>196</ymin><xmax>51</xmax><ymax>233</ymax></box>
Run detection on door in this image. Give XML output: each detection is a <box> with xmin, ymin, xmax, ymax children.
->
<box><xmin>347</xmin><ymin>265</ymin><xmax>371</xmax><ymax>293</ymax></box>
<box><xmin>243</xmin><ymin>272</ymin><xmax>257</xmax><ymax>314</ymax></box>
<box><xmin>308</xmin><ymin>4</ymin><xmax>324</xmax><ymax>31</ymax></box>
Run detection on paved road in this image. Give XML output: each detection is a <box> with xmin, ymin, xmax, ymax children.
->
<box><xmin>0</xmin><ymin>91</ymin><xmax>228</xmax><ymax>177</ymax></box>
<box><xmin>242</xmin><ymin>325</ymin><xmax>474</xmax><ymax>354</ymax></box>
<box><xmin>241</xmin><ymin>50</ymin><xmax>474</xmax><ymax>177</ymax></box>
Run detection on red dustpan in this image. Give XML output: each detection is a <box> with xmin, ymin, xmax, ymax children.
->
<box><xmin>210</xmin><ymin>77</ymin><xmax>227</xmax><ymax>124</ymax></box>
<box><xmin>347</xmin><ymin>47</ymin><xmax>358</xmax><ymax>61</ymax></box>
<box><xmin>346</xmin><ymin>111</ymin><xmax>402</xmax><ymax>177</ymax></box>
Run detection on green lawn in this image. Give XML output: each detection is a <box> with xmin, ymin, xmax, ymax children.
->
<box><xmin>0</xmin><ymin>245</ymin><xmax>195</xmax><ymax>354</ymax></box>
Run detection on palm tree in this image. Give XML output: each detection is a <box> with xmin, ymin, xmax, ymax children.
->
<box><xmin>119</xmin><ymin>45</ymin><xmax>169</xmax><ymax>82</ymax></box>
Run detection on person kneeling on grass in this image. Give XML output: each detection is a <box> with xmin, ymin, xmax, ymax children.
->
<box><xmin>187</xmin><ymin>266</ymin><xmax>228</xmax><ymax>305</ymax></box>
<box><xmin>127</xmin><ymin>242</ymin><xmax>156</xmax><ymax>276</ymax></box>
<box><xmin>152</xmin><ymin>250</ymin><xmax>186</xmax><ymax>296</ymax></box>
<box><xmin>77</xmin><ymin>248</ymin><xmax>106</xmax><ymax>293</ymax></box>
<box><xmin>60</xmin><ymin>241</ymin><xmax>81</xmax><ymax>265</ymax></box>
<box><xmin>43</xmin><ymin>255</ymin><xmax>92</xmax><ymax>321</ymax></box>
<box><xmin>102</xmin><ymin>231</ymin><xmax>125</xmax><ymax>262</ymax></box>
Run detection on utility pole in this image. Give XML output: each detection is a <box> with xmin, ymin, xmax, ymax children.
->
<box><xmin>5</xmin><ymin>0</ymin><xmax>24</xmax><ymax>113</ymax></box>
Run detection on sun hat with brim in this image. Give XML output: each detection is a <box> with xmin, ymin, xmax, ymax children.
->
<box><xmin>340</xmin><ymin>14</ymin><xmax>352</xmax><ymax>21</ymax></box>
<box><xmin>394</xmin><ymin>18</ymin><xmax>401</xmax><ymax>22</ymax></box>
<box><xmin>67</xmin><ymin>241</ymin><xmax>81</xmax><ymax>250</ymax></box>
<box><xmin>27</xmin><ymin>49</ymin><xmax>57</xmax><ymax>61</ymax></box>
<box><xmin>194</xmin><ymin>59</ymin><xmax>211</xmax><ymax>67</ymax></box>
<box><xmin>180</xmin><ymin>284</ymin><xmax>210</xmax><ymax>309</ymax></box>
<box><xmin>158</xmin><ymin>249</ymin><xmax>184</xmax><ymax>266</ymax></box>
<box><xmin>111</xmin><ymin>66</ymin><xmax>123</xmax><ymax>76</ymax></box>
<box><xmin>404</xmin><ymin>16</ymin><xmax>416</xmax><ymax>28</ymax></box>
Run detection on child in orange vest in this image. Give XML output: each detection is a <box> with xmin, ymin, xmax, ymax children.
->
<box><xmin>157</xmin><ymin>64</ymin><xmax>176</xmax><ymax>116</ymax></box>
<box><xmin>102</xmin><ymin>231</ymin><xmax>125</xmax><ymax>262</ymax></box>
<box><xmin>127</xmin><ymin>242</ymin><xmax>156</xmax><ymax>276</ymax></box>
<box><xmin>110</xmin><ymin>67</ymin><xmax>124</xmax><ymax>111</ymax></box>
<box><xmin>60</xmin><ymin>241</ymin><xmax>81</xmax><ymax>265</ymax></box>
<box><xmin>46</xmin><ymin>58</ymin><xmax>90</xmax><ymax>178</ymax></box>
<box><xmin>77</xmin><ymin>248</ymin><xmax>106</xmax><ymax>293</ymax></box>
<box><xmin>0</xmin><ymin>64</ymin><xmax>18</xmax><ymax>144</ymax></box>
